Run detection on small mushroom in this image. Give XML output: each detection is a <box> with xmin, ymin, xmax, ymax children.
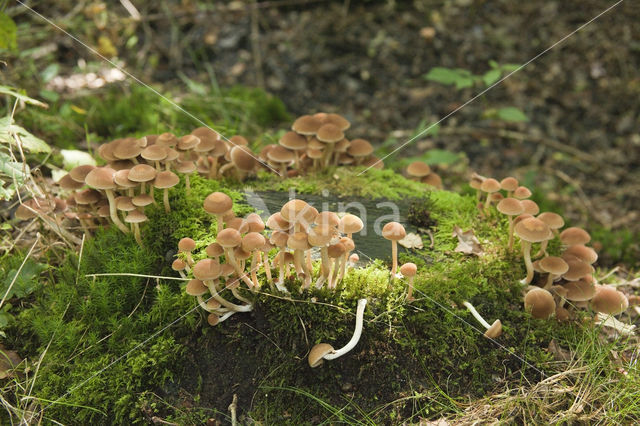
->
<box><xmin>84</xmin><ymin>167</ymin><xmax>130</xmax><ymax>234</ymax></box>
<box><xmin>154</xmin><ymin>170</ymin><xmax>180</xmax><ymax>213</ymax></box>
<box><xmin>496</xmin><ymin>198</ymin><xmax>524</xmax><ymax>250</ymax></box>
<box><xmin>203</xmin><ymin>192</ymin><xmax>234</xmax><ymax>233</ymax></box>
<box><xmin>178</xmin><ymin>237</ymin><xmax>197</xmax><ymax>266</ymax></box>
<box><xmin>382</xmin><ymin>222</ymin><xmax>406</xmax><ymax>277</ymax></box>
<box><xmin>462</xmin><ymin>301</ymin><xmax>502</xmax><ymax>338</ymax></box>
<box><xmin>514</xmin><ymin>217</ymin><xmax>552</xmax><ymax>285</ymax></box>
<box><xmin>308</xmin><ymin>299</ymin><xmax>367</xmax><ymax>368</ymax></box>
<box><xmin>524</xmin><ymin>287</ymin><xmax>556</xmax><ymax>319</ymax></box>
<box><xmin>400</xmin><ymin>263</ymin><xmax>417</xmax><ymax>301</ymax></box>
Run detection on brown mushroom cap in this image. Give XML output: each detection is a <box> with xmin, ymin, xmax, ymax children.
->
<box><xmin>242</xmin><ymin>232</ymin><xmax>266</xmax><ymax>252</ymax></box>
<box><xmin>563</xmin><ymin>245</ymin><xmax>598</xmax><ymax>264</ymax></box>
<box><xmin>267</xmin><ymin>145</ymin><xmax>295</xmax><ymax>164</ymax></box>
<box><xmin>308</xmin><ymin>343</ymin><xmax>335</xmax><ymax>367</ymax></box>
<box><xmin>497</xmin><ymin>198</ymin><xmax>524</xmax><ymax>216</ymax></box>
<box><xmin>327</xmin><ymin>242</ymin><xmax>346</xmax><ymax>258</ymax></box>
<box><xmin>382</xmin><ymin>222</ymin><xmax>406</xmax><ymax>241</ymax></box>
<box><xmin>348</xmin><ymin>139</ymin><xmax>373</xmax><ymax>158</ymax></box>
<box><xmin>422</xmin><ymin>173</ymin><xmax>443</xmax><ymax>189</ymax></box>
<box><xmin>280</xmin><ymin>199</ymin><xmax>312</xmax><ymax>223</ymax></box>
<box><xmin>178</xmin><ymin>135</ymin><xmax>201</xmax><ymax>151</ymax></box>
<box><xmin>58</xmin><ymin>173</ymin><xmax>85</xmax><ymax>190</ymax></box>
<box><xmin>399</xmin><ymin>262</ymin><xmax>417</xmax><ymax>277</ymax></box>
<box><xmin>539</xmin><ymin>256</ymin><xmax>569</xmax><ymax>275</ymax></box>
<box><xmin>206</xmin><ymin>242</ymin><xmax>224</xmax><ymax>258</ymax></box>
<box><xmin>153</xmin><ymin>171</ymin><xmax>179</xmax><ymax>189</ymax></box>
<box><xmin>562</xmin><ymin>259</ymin><xmax>593</xmax><ymax>281</ymax></box>
<box><xmin>116</xmin><ymin>196</ymin><xmax>136</xmax><ymax>212</ymax></box>
<box><xmin>245</xmin><ymin>213</ymin><xmax>265</xmax><ymax>233</ymax></box>
<box><xmin>156</xmin><ymin>132</ymin><xmax>178</xmax><ymax>147</ymax></box>
<box><xmin>513</xmin><ymin>186</ymin><xmax>532</xmax><ymax>199</ymax></box>
<box><xmin>229</xmin><ymin>145</ymin><xmax>257</xmax><ymax>172</ymax></box>
<box><xmin>125</xmin><ymin>209</ymin><xmax>148</xmax><ymax>223</ymax></box>
<box><xmin>514</xmin><ymin>217</ymin><xmax>552</xmax><ymax>243</ymax></box>
<box><xmin>85</xmin><ymin>167</ymin><xmax>117</xmax><ymax>190</ymax></box>
<box><xmin>128</xmin><ymin>164</ymin><xmax>157</xmax><ymax>183</ymax></box>
<box><xmin>316</xmin><ymin>124</ymin><xmax>344</xmax><ymax>143</ymax></box>
<box><xmin>141</xmin><ymin>144</ymin><xmax>168</xmax><ymax>163</ymax></box>
<box><xmin>216</xmin><ymin>228</ymin><xmax>242</xmax><ymax>248</ymax></box>
<box><xmin>406</xmin><ymin>161</ymin><xmax>431</xmax><ymax>178</ymax></box>
<box><xmin>69</xmin><ymin>165</ymin><xmax>96</xmax><ymax>183</ymax></box>
<box><xmin>590</xmin><ymin>285</ymin><xmax>629</xmax><ymax>315</ymax></box>
<box><xmin>524</xmin><ymin>287</ymin><xmax>556</xmax><ymax>319</ymax></box>
<box><xmin>75</xmin><ymin>188</ymin><xmax>102</xmax><ymax>205</ymax></box>
<box><xmin>279</xmin><ymin>131</ymin><xmax>308</xmax><ymax>151</ymax></box>
<box><xmin>315</xmin><ymin>211</ymin><xmax>340</xmax><ymax>228</ymax></box>
<box><xmin>559</xmin><ymin>227</ymin><xmax>591</xmax><ymax>246</ymax></box>
<box><xmin>287</xmin><ymin>232</ymin><xmax>311</xmax><ymax>251</ymax></box>
<box><xmin>185</xmin><ymin>279</ymin><xmax>208</xmax><ymax>296</ymax></box>
<box><xmin>308</xmin><ymin>225</ymin><xmax>335</xmax><ymax>246</ymax></box>
<box><xmin>266</xmin><ymin>212</ymin><xmax>291</xmax><ymax>232</ymax></box>
<box><xmin>339</xmin><ymin>214</ymin><xmax>364</xmax><ymax>235</ymax></box>
<box><xmin>193</xmin><ymin>258</ymin><xmax>221</xmax><ymax>281</ymax></box>
<box><xmin>292</xmin><ymin>115</ymin><xmax>322</xmax><ymax>136</ymax></box>
<box><xmin>520</xmin><ymin>200</ymin><xmax>540</xmax><ymax>216</ymax></box>
<box><xmin>172</xmin><ymin>258</ymin><xmax>187</xmax><ymax>271</ymax></box>
<box><xmin>484</xmin><ymin>320</ymin><xmax>503</xmax><ymax>339</ymax></box>
<box><xmin>564</xmin><ymin>279</ymin><xmax>597</xmax><ymax>302</ymax></box>
<box><xmin>324</xmin><ymin>113</ymin><xmax>351</xmax><ymax>131</ymax></box>
<box><xmin>174</xmin><ymin>161</ymin><xmax>197</xmax><ymax>174</ymax></box>
<box><xmin>132</xmin><ymin>194</ymin><xmax>154</xmax><ymax>207</ymax></box>
<box><xmin>178</xmin><ymin>237</ymin><xmax>196</xmax><ymax>253</ymax></box>
<box><xmin>500</xmin><ymin>177</ymin><xmax>518</xmax><ymax>192</ymax></box>
<box><xmin>269</xmin><ymin>231</ymin><xmax>289</xmax><ymax>248</ymax></box>
<box><xmin>536</xmin><ymin>212</ymin><xmax>565</xmax><ymax>230</ymax></box>
<box><xmin>480</xmin><ymin>178</ymin><xmax>501</xmax><ymax>193</ymax></box>
<box><xmin>203</xmin><ymin>192</ymin><xmax>233</xmax><ymax>215</ymax></box>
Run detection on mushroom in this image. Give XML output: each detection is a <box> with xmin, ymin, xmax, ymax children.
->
<box><xmin>242</xmin><ymin>232</ymin><xmax>266</xmax><ymax>289</ymax></box>
<box><xmin>538</xmin><ymin>256</ymin><xmax>568</xmax><ymax>289</ymax></box>
<box><xmin>178</xmin><ymin>237</ymin><xmax>197</xmax><ymax>267</ymax></box>
<box><xmin>154</xmin><ymin>170</ymin><xmax>179</xmax><ymax>213</ymax></box>
<box><xmin>308</xmin><ymin>298</ymin><xmax>367</xmax><ymax>368</ymax></box>
<box><xmin>496</xmin><ymin>198</ymin><xmax>524</xmax><ymax>250</ymax></box>
<box><xmin>174</xmin><ymin>161</ymin><xmax>196</xmax><ymax>196</ymax></box>
<box><xmin>128</xmin><ymin>164</ymin><xmax>156</xmax><ymax>196</ymax></box>
<box><xmin>125</xmin><ymin>209</ymin><xmax>147</xmax><ymax>245</ymax></box>
<box><xmin>514</xmin><ymin>217</ymin><xmax>552</xmax><ymax>285</ymax></box>
<box><xmin>382</xmin><ymin>222</ymin><xmax>406</xmax><ymax>277</ymax></box>
<box><xmin>279</xmin><ymin>131</ymin><xmax>307</xmax><ymax>169</ymax></box>
<box><xmin>406</xmin><ymin>161</ymin><xmax>431</xmax><ymax>181</ymax></box>
<box><xmin>84</xmin><ymin>167</ymin><xmax>130</xmax><ymax>234</ymax></box>
<box><xmin>400</xmin><ymin>263</ymin><xmax>417</xmax><ymax>301</ymax></box>
<box><xmin>461</xmin><ymin>301</ymin><xmax>502</xmax><ymax>338</ymax></box>
<box><xmin>216</xmin><ymin>228</ymin><xmax>254</xmax><ymax>289</ymax></box>
<box><xmin>534</xmin><ymin>212</ymin><xmax>565</xmax><ymax>257</ymax></box>
<box><xmin>523</xmin><ymin>287</ymin><xmax>556</xmax><ymax>319</ymax></box>
<box><xmin>559</xmin><ymin>227</ymin><xmax>591</xmax><ymax>247</ymax></box>
<box><xmin>480</xmin><ymin>178</ymin><xmax>501</xmax><ymax>213</ymax></box>
<box><xmin>590</xmin><ymin>285</ymin><xmax>628</xmax><ymax>315</ymax></box>
<box><xmin>500</xmin><ymin>176</ymin><xmax>518</xmax><ymax>198</ymax></box>
<box><xmin>203</xmin><ymin>192</ymin><xmax>234</xmax><ymax>233</ymax></box>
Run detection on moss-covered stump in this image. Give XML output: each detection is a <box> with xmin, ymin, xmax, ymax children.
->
<box><xmin>4</xmin><ymin>168</ymin><xmax>614</xmax><ymax>424</ymax></box>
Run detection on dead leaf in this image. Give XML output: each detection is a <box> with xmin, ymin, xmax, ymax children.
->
<box><xmin>398</xmin><ymin>232</ymin><xmax>423</xmax><ymax>249</ymax></box>
<box><xmin>452</xmin><ymin>225</ymin><xmax>483</xmax><ymax>256</ymax></box>
<box><xmin>0</xmin><ymin>344</ymin><xmax>22</xmax><ymax>379</ymax></box>
<box><xmin>547</xmin><ymin>339</ymin><xmax>573</xmax><ymax>362</ymax></box>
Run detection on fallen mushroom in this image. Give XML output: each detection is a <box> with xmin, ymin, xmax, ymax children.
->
<box><xmin>462</xmin><ymin>301</ymin><xmax>503</xmax><ymax>338</ymax></box>
<box><xmin>308</xmin><ymin>298</ymin><xmax>367</xmax><ymax>368</ymax></box>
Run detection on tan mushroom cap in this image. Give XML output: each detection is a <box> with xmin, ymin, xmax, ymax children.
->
<box><xmin>178</xmin><ymin>237</ymin><xmax>196</xmax><ymax>253</ymax></box>
<box><xmin>242</xmin><ymin>232</ymin><xmax>266</xmax><ymax>252</ymax></box>
<box><xmin>407</xmin><ymin>161</ymin><xmax>431</xmax><ymax>178</ymax></box>
<box><xmin>480</xmin><ymin>178</ymin><xmax>501</xmax><ymax>193</ymax></box>
<box><xmin>58</xmin><ymin>173</ymin><xmax>85</xmax><ymax>190</ymax></box>
<box><xmin>539</xmin><ymin>256</ymin><xmax>569</xmax><ymax>275</ymax></box>
<box><xmin>362</xmin><ymin>156</ymin><xmax>384</xmax><ymax>169</ymax></box>
<box><xmin>141</xmin><ymin>145</ymin><xmax>168</xmax><ymax>162</ymax></box>
<box><xmin>203</xmin><ymin>192</ymin><xmax>233</xmax><ymax>215</ymax></box>
<box><xmin>469</xmin><ymin>173</ymin><xmax>485</xmax><ymax>190</ymax></box>
<box><xmin>497</xmin><ymin>198</ymin><xmax>524</xmax><ymax>216</ymax></box>
<box><xmin>292</xmin><ymin>115</ymin><xmax>322</xmax><ymax>135</ymax></box>
<box><xmin>348</xmin><ymin>139</ymin><xmax>373</xmax><ymax>158</ymax></box>
<box><xmin>185</xmin><ymin>279</ymin><xmax>208</xmax><ymax>296</ymax></box>
<box><xmin>324</xmin><ymin>113</ymin><xmax>351</xmax><ymax>131</ymax></box>
<box><xmin>229</xmin><ymin>135</ymin><xmax>249</xmax><ymax>147</ymax></box>
<box><xmin>315</xmin><ymin>211</ymin><xmax>340</xmax><ymax>228</ymax></box>
<box><xmin>280</xmin><ymin>131</ymin><xmax>308</xmax><ymax>151</ymax></box>
<box><xmin>267</xmin><ymin>145</ymin><xmax>295</xmax><ymax>163</ymax></box>
<box><xmin>340</xmin><ymin>236</ymin><xmax>355</xmax><ymax>252</ymax></box>
<box><xmin>281</xmin><ymin>199</ymin><xmax>312</xmax><ymax>223</ymax></box>
<box><xmin>316</xmin><ymin>124</ymin><xmax>344</xmax><ymax>143</ymax></box>
<box><xmin>245</xmin><ymin>213</ymin><xmax>265</xmax><ymax>233</ymax></box>
<box><xmin>382</xmin><ymin>222</ymin><xmax>407</xmax><ymax>241</ymax></box>
<box><xmin>171</xmin><ymin>258</ymin><xmax>186</xmax><ymax>271</ymax></box>
<box><xmin>125</xmin><ymin>209</ymin><xmax>148</xmax><ymax>223</ymax></box>
<box><xmin>75</xmin><ymin>188</ymin><xmax>102</xmax><ymax>205</ymax></box>
<box><xmin>520</xmin><ymin>200</ymin><xmax>540</xmax><ymax>216</ymax></box>
<box><xmin>266</xmin><ymin>212</ymin><xmax>291</xmax><ymax>232</ymax></box>
<box><xmin>563</xmin><ymin>245</ymin><xmax>598</xmax><ymax>264</ymax></box>
<box><xmin>269</xmin><ymin>231</ymin><xmax>289</xmax><ymax>248</ymax></box>
<box><xmin>174</xmin><ymin>161</ymin><xmax>196</xmax><ymax>174</ymax></box>
<box><xmin>400</xmin><ymin>262</ymin><xmax>417</xmax><ymax>277</ymax></box>
<box><xmin>288</xmin><ymin>231</ymin><xmax>311</xmax><ymax>250</ymax></box>
<box><xmin>536</xmin><ymin>212</ymin><xmax>564</xmax><ymax>230</ymax></box>
<box><xmin>562</xmin><ymin>259</ymin><xmax>593</xmax><ymax>281</ymax></box>
<box><xmin>524</xmin><ymin>287</ymin><xmax>556</xmax><ymax>319</ymax></box>
<box><xmin>500</xmin><ymin>177</ymin><xmax>518</xmax><ymax>192</ymax></box>
<box><xmin>112</xmin><ymin>139</ymin><xmax>143</xmax><ymax>160</ymax></box>
<box><xmin>206</xmin><ymin>242</ymin><xmax>224</xmax><ymax>258</ymax></box>
<box><xmin>339</xmin><ymin>214</ymin><xmax>364</xmax><ymax>234</ymax></box>
<box><xmin>217</xmin><ymin>228</ymin><xmax>242</xmax><ymax>248</ymax></box>
<box><xmin>590</xmin><ymin>286</ymin><xmax>628</xmax><ymax>315</ymax></box>
<box><xmin>154</xmin><ymin>171</ymin><xmax>179</xmax><ymax>189</ymax></box>
<box><xmin>69</xmin><ymin>165</ymin><xmax>96</xmax><ymax>183</ymax></box>
<box><xmin>559</xmin><ymin>227</ymin><xmax>591</xmax><ymax>246</ymax></box>
<box><xmin>128</xmin><ymin>164</ymin><xmax>157</xmax><ymax>182</ymax></box>
<box><xmin>308</xmin><ymin>225</ymin><xmax>335</xmax><ymax>246</ymax></box>
<box><xmin>132</xmin><ymin>194</ymin><xmax>154</xmax><ymax>207</ymax></box>
<box><xmin>191</xmin><ymin>126</ymin><xmax>219</xmax><ymax>142</ymax></box>
<box><xmin>226</xmin><ymin>217</ymin><xmax>248</xmax><ymax>234</ymax></box>
<box><xmin>178</xmin><ymin>135</ymin><xmax>201</xmax><ymax>151</ymax></box>
<box><xmin>484</xmin><ymin>320</ymin><xmax>503</xmax><ymax>339</ymax></box>
<box><xmin>113</xmin><ymin>169</ymin><xmax>138</xmax><ymax>189</ymax></box>
<box><xmin>156</xmin><ymin>132</ymin><xmax>178</xmax><ymax>147</ymax></box>
<box><xmin>116</xmin><ymin>196</ymin><xmax>136</xmax><ymax>212</ymax></box>
<box><xmin>193</xmin><ymin>259</ymin><xmax>221</xmax><ymax>281</ymax></box>
<box><xmin>85</xmin><ymin>167</ymin><xmax>117</xmax><ymax>190</ymax></box>
<box><xmin>422</xmin><ymin>173</ymin><xmax>443</xmax><ymax>189</ymax></box>
<box><xmin>229</xmin><ymin>145</ymin><xmax>257</xmax><ymax>172</ymax></box>
<box><xmin>564</xmin><ymin>279</ymin><xmax>596</xmax><ymax>302</ymax></box>
<box><xmin>513</xmin><ymin>186</ymin><xmax>532</xmax><ymax>199</ymax></box>
<box><xmin>514</xmin><ymin>217</ymin><xmax>552</xmax><ymax>243</ymax></box>
<box><xmin>308</xmin><ymin>343</ymin><xmax>335</xmax><ymax>368</ymax></box>
<box><xmin>327</xmin><ymin>242</ymin><xmax>346</xmax><ymax>258</ymax></box>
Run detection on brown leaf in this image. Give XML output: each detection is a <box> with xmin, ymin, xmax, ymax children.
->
<box><xmin>452</xmin><ymin>225</ymin><xmax>483</xmax><ymax>256</ymax></box>
<box><xmin>0</xmin><ymin>344</ymin><xmax>22</xmax><ymax>379</ymax></box>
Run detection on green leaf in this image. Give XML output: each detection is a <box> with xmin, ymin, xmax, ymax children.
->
<box><xmin>420</xmin><ymin>149</ymin><xmax>462</xmax><ymax>165</ymax></box>
<box><xmin>482</xmin><ymin>69</ymin><xmax>502</xmax><ymax>86</ymax></box>
<box><xmin>488</xmin><ymin>60</ymin><xmax>499</xmax><ymax>69</ymax></box>
<box><xmin>0</xmin><ymin>116</ymin><xmax>52</xmax><ymax>153</ymax></box>
<box><xmin>0</xmin><ymin>12</ymin><xmax>17</xmax><ymax>51</ymax></box>
<box><xmin>501</xmin><ymin>63</ymin><xmax>521</xmax><ymax>72</ymax></box>
<box><xmin>0</xmin><ymin>151</ymin><xmax>30</xmax><ymax>182</ymax></box>
<box><xmin>1</xmin><ymin>259</ymin><xmax>47</xmax><ymax>300</ymax></box>
<box><xmin>496</xmin><ymin>107</ymin><xmax>529</xmax><ymax>122</ymax></box>
<box><xmin>0</xmin><ymin>85</ymin><xmax>48</xmax><ymax>108</ymax></box>
<box><xmin>425</xmin><ymin>67</ymin><xmax>475</xmax><ymax>89</ymax></box>
<box><xmin>61</xmin><ymin>149</ymin><xmax>97</xmax><ymax>169</ymax></box>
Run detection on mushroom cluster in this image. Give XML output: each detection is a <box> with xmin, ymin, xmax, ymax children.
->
<box><xmin>259</xmin><ymin>113</ymin><xmax>383</xmax><ymax>177</ymax></box>
<box><xmin>405</xmin><ymin>161</ymin><xmax>443</xmax><ymax>189</ymax></box>
<box><xmin>473</xmin><ymin>172</ymin><xmax>634</xmax><ymax>333</ymax></box>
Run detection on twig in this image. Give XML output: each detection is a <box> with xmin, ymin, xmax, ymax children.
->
<box><xmin>228</xmin><ymin>394</ymin><xmax>238</xmax><ymax>426</ymax></box>
<box><xmin>84</xmin><ymin>273</ymin><xmax>187</xmax><ymax>281</ymax></box>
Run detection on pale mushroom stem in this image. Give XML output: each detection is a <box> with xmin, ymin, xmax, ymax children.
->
<box><xmin>507</xmin><ymin>216</ymin><xmax>515</xmax><ymax>250</ymax></box>
<box><xmin>293</xmin><ymin>249</ymin><xmax>305</xmax><ymax>277</ymax></box>
<box><xmin>406</xmin><ymin>277</ymin><xmax>415</xmax><ymax>301</ymax></box>
<box><xmin>216</xmin><ymin>214</ymin><xmax>225</xmax><ymax>234</ymax></box>
<box><xmin>484</xmin><ymin>192</ymin><xmax>492</xmax><ymax>213</ymax></box>
<box><xmin>204</xmin><ymin>280</ymin><xmax>252</xmax><ymax>312</ymax></box>
<box><xmin>185</xmin><ymin>175</ymin><xmax>192</xmax><ymax>196</ymax></box>
<box><xmin>163</xmin><ymin>188</ymin><xmax>171</xmax><ymax>213</ymax></box>
<box><xmin>320</xmin><ymin>246</ymin><xmax>331</xmax><ymax>278</ymax></box>
<box><xmin>462</xmin><ymin>301</ymin><xmax>492</xmax><ymax>330</ymax></box>
<box><xmin>330</xmin><ymin>256</ymin><xmax>344</xmax><ymax>289</ymax></box>
<box><xmin>520</xmin><ymin>241</ymin><xmax>534</xmax><ymax>285</ymax></box>
<box><xmin>250</xmin><ymin>251</ymin><xmax>260</xmax><ymax>289</ymax></box>
<box><xmin>323</xmin><ymin>299</ymin><xmax>367</xmax><ymax>360</ymax></box>
<box><xmin>132</xmin><ymin>223</ymin><xmax>142</xmax><ymax>245</ymax></box>
<box><xmin>535</xmin><ymin>240</ymin><xmax>549</xmax><ymax>258</ymax></box>
<box><xmin>391</xmin><ymin>240</ymin><xmax>399</xmax><ymax>276</ymax></box>
<box><xmin>224</xmin><ymin>249</ymin><xmax>255</xmax><ymax>288</ymax></box>
<box><xmin>105</xmin><ymin>189</ymin><xmax>130</xmax><ymax>233</ymax></box>
<box><xmin>544</xmin><ymin>273</ymin><xmax>557</xmax><ymax>290</ymax></box>
<box><xmin>209</xmin><ymin>157</ymin><xmax>219</xmax><ymax>179</ymax></box>
<box><xmin>262</xmin><ymin>252</ymin><xmax>273</xmax><ymax>285</ymax></box>
<box><xmin>230</xmin><ymin>287</ymin><xmax>252</xmax><ymax>304</ymax></box>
